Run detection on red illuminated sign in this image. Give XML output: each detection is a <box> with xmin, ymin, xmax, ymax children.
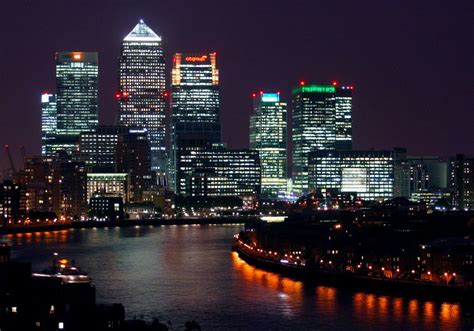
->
<box><xmin>185</xmin><ymin>55</ymin><xmax>208</xmax><ymax>62</ymax></box>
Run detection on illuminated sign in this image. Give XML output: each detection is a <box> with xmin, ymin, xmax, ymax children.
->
<box><xmin>73</xmin><ymin>53</ymin><xmax>82</xmax><ymax>60</ymax></box>
<box><xmin>261</xmin><ymin>93</ymin><xmax>280</xmax><ymax>103</ymax></box>
<box><xmin>185</xmin><ymin>55</ymin><xmax>208</xmax><ymax>62</ymax></box>
<box><xmin>292</xmin><ymin>85</ymin><xmax>335</xmax><ymax>94</ymax></box>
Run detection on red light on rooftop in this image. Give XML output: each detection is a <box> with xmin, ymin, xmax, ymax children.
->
<box><xmin>252</xmin><ymin>93</ymin><xmax>257</xmax><ymax>97</ymax></box>
<box><xmin>349</xmin><ymin>86</ymin><xmax>354</xmax><ymax>90</ymax></box>
<box><xmin>277</xmin><ymin>91</ymin><xmax>281</xmax><ymax>94</ymax></box>
<box><xmin>332</xmin><ymin>81</ymin><xmax>338</xmax><ymax>86</ymax></box>
<box><xmin>300</xmin><ymin>81</ymin><xmax>305</xmax><ymax>86</ymax></box>
<box><xmin>260</xmin><ymin>91</ymin><xmax>263</xmax><ymax>95</ymax></box>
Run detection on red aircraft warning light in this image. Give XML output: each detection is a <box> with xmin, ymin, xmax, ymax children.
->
<box><xmin>332</xmin><ymin>81</ymin><xmax>338</xmax><ymax>86</ymax></box>
<box><xmin>300</xmin><ymin>81</ymin><xmax>305</xmax><ymax>86</ymax></box>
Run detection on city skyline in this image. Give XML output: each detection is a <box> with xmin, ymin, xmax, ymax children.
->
<box><xmin>0</xmin><ymin>1</ymin><xmax>471</xmax><ymax>170</ymax></box>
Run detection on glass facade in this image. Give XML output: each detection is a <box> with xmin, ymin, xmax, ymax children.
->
<box><xmin>118</xmin><ymin>20</ymin><xmax>166</xmax><ymax>173</ymax></box>
<box><xmin>308</xmin><ymin>150</ymin><xmax>396</xmax><ymax>201</ymax></box>
<box><xmin>41</xmin><ymin>93</ymin><xmax>57</xmax><ymax>156</ymax></box>
<box><xmin>55</xmin><ymin>52</ymin><xmax>98</xmax><ymax>153</ymax></box>
<box><xmin>170</xmin><ymin>52</ymin><xmax>221</xmax><ymax>190</ymax></box>
<box><xmin>335</xmin><ymin>87</ymin><xmax>353</xmax><ymax>150</ymax></box>
<box><xmin>249</xmin><ymin>92</ymin><xmax>287</xmax><ymax>198</ymax></box>
<box><xmin>292</xmin><ymin>83</ymin><xmax>353</xmax><ymax>195</ymax></box>
<box><xmin>177</xmin><ymin>146</ymin><xmax>260</xmax><ymax>197</ymax></box>
<box><xmin>292</xmin><ymin>84</ymin><xmax>337</xmax><ymax>194</ymax></box>
<box><xmin>78</xmin><ymin>126</ymin><xmax>129</xmax><ymax>172</ymax></box>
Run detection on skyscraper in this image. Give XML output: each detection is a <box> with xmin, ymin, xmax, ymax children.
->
<box><xmin>335</xmin><ymin>86</ymin><xmax>353</xmax><ymax>150</ymax></box>
<box><xmin>55</xmin><ymin>52</ymin><xmax>98</xmax><ymax>153</ymax></box>
<box><xmin>171</xmin><ymin>53</ymin><xmax>220</xmax><ymax>128</ymax></box>
<box><xmin>41</xmin><ymin>93</ymin><xmax>57</xmax><ymax>156</ymax></box>
<box><xmin>292</xmin><ymin>83</ymin><xmax>337</xmax><ymax>194</ymax></box>
<box><xmin>170</xmin><ymin>52</ymin><xmax>221</xmax><ymax>190</ymax></box>
<box><xmin>249</xmin><ymin>92</ymin><xmax>287</xmax><ymax>198</ymax></box>
<box><xmin>118</xmin><ymin>20</ymin><xmax>166</xmax><ymax>174</ymax></box>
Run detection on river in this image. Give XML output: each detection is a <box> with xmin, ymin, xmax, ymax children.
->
<box><xmin>2</xmin><ymin>224</ymin><xmax>472</xmax><ymax>330</ymax></box>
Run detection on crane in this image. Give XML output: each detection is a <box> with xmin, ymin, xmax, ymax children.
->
<box><xmin>4</xmin><ymin>144</ymin><xmax>16</xmax><ymax>175</ymax></box>
<box><xmin>19</xmin><ymin>146</ymin><xmax>27</xmax><ymax>166</ymax></box>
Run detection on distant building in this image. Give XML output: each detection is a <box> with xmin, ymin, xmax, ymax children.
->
<box><xmin>177</xmin><ymin>144</ymin><xmax>261</xmax><ymax>198</ymax></box>
<box><xmin>335</xmin><ymin>86</ymin><xmax>353</xmax><ymax>150</ymax></box>
<box><xmin>410</xmin><ymin>190</ymin><xmax>454</xmax><ymax>208</ymax></box>
<box><xmin>86</xmin><ymin>173</ymin><xmax>129</xmax><ymax>205</ymax></box>
<box><xmin>41</xmin><ymin>93</ymin><xmax>57</xmax><ymax>156</ymax></box>
<box><xmin>124</xmin><ymin>203</ymin><xmax>157</xmax><ymax>220</ymax></box>
<box><xmin>89</xmin><ymin>195</ymin><xmax>124</xmax><ymax>220</ymax></box>
<box><xmin>249</xmin><ymin>92</ymin><xmax>287</xmax><ymax>198</ymax></box>
<box><xmin>407</xmin><ymin>156</ymin><xmax>449</xmax><ymax>193</ymax></box>
<box><xmin>118</xmin><ymin>20</ymin><xmax>167</xmax><ymax>174</ymax></box>
<box><xmin>0</xmin><ymin>180</ymin><xmax>21</xmax><ymax>225</ymax></box>
<box><xmin>308</xmin><ymin>149</ymin><xmax>407</xmax><ymax>201</ymax></box>
<box><xmin>170</xmin><ymin>52</ymin><xmax>221</xmax><ymax>190</ymax></box>
<box><xmin>292</xmin><ymin>82</ymin><xmax>353</xmax><ymax>194</ymax></box>
<box><xmin>50</xmin><ymin>154</ymin><xmax>88</xmax><ymax>219</ymax></box>
<box><xmin>55</xmin><ymin>52</ymin><xmax>98</xmax><ymax>154</ymax></box>
<box><xmin>187</xmin><ymin>169</ymin><xmax>239</xmax><ymax>197</ymax></box>
<box><xmin>451</xmin><ymin>154</ymin><xmax>474</xmax><ymax>210</ymax></box>
<box><xmin>78</xmin><ymin>126</ymin><xmax>129</xmax><ymax>172</ymax></box>
<box><xmin>115</xmin><ymin>129</ymin><xmax>155</xmax><ymax>203</ymax></box>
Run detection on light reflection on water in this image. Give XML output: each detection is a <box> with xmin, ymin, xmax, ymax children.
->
<box><xmin>2</xmin><ymin>226</ymin><xmax>471</xmax><ymax>330</ymax></box>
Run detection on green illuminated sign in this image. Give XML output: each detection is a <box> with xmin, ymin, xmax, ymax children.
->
<box><xmin>292</xmin><ymin>85</ymin><xmax>335</xmax><ymax>94</ymax></box>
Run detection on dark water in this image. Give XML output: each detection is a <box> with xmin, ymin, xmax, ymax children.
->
<box><xmin>2</xmin><ymin>225</ymin><xmax>473</xmax><ymax>330</ymax></box>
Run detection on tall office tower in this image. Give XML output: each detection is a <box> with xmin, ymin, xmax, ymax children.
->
<box><xmin>115</xmin><ymin>129</ymin><xmax>155</xmax><ymax>203</ymax></box>
<box><xmin>335</xmin><ymin>86</ymin><xmax>353</xmax><ymax>150</ymax></box>
<box><xmin>41</xmin><ymin>93</ymin><xmax>57</xmax><ymax>156</ymax></box>
<box><xmin>55</xmin><ymin>52</ymin><xmax>99</xmax><ymax>153</ymax></box>
<box><xmin>170</xmin><ymin>52</ymin><xmax>220</xmax><ymax>190</ymax></box>
<box><xmin>292</xmin><ymin>83</ymin><xmax>337</xmax><ymax>194</ymax></box>
<box><xmin>249</xmin><ymin>92</ymin><xmax>287</xmax><ymax>198</ymax></box>
<box><xmin>118</xmin><ymin>20</ymin><xmax>166</xmax><ymax>174</ymax></box>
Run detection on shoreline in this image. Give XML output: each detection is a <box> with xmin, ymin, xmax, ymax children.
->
<box><xmin>0</xmin><ymin>217</ymin><xmax>251</xmax><ymax>235</ymax></box>
<box><xmin>233</xmin><ymin>242</ymin><xmax>474</xmax><ymax>304</ymax></box>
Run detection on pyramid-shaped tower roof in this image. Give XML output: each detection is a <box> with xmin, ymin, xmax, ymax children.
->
<box><xmin>124</xmin><ymin>19</ymin><xmax>161</xmax><ymax>42</ymax></box>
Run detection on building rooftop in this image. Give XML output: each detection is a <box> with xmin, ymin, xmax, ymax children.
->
<box><xmin>124</xmin><ymin>19</ymin><xmax>161</xmax><ymax>42</ymax></box>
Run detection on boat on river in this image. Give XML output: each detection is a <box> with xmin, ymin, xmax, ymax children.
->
<box><xmin>32</xmin><ymin>254</ymin><xmax>90</xmax><ymax>284</ymax></box>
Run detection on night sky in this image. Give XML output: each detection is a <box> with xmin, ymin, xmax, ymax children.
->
<box><xmin>0</xmin><ymin>0</ymin><xmax>472</xmax><ymax>170</ymax></box>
